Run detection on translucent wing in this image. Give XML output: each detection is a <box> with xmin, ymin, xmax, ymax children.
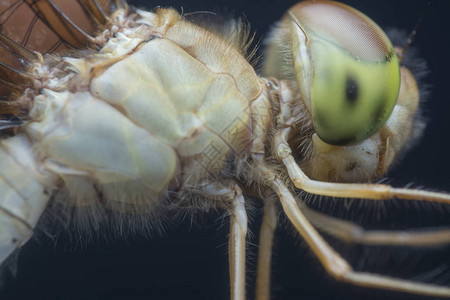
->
<box><xmin>0</xmin><ymin>0</ymin><xmax>117</xmax><ymax>99</ymax></box>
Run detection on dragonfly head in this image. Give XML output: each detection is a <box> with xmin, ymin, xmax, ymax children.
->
<box><xmin>264</xmin><ymin>0</ymin><xmax>401</xmax><ymax>146</ymax></box>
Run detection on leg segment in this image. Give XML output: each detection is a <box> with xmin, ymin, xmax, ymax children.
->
<box><xmin>255</xmin><ymin>199</ymin><xmax>277</xmax><ymax>300</ymax></box>
<box><xmin>302</xmin><ymin>204</ymin><xmax>450</xmax><ymax>246</ymax></box>
<box><xmin>270</xmin><ymin>178</ymin><xmax>450</xmax><ymax>297</ymax></box>
<box><xmin>274</xmin><ymin>129</ymin><xmax>450</xmax><ymax>204</ymax></box>
<box><xmin>199</xmin><ymin>182</ymin><xmax>248</xmax><ymax>300</ymax></box>
<box><xmin>229</xmin><ymin>186</ymin><xmax>248</xmax><ymax>300</ymax></box>
<box><xmin>284</xmin><ymin>153</ymin><xmax>450</xmax><ymax>203</ymax></box>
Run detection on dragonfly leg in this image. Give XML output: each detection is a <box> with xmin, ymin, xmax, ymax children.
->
<box><xmin>255</xmin><ymin>198</ymin><xmax>277</xmax><ymax>300</ymax></box>
<box><xmin>229</xmin><ymin>186</ymin><xmax>247</xmax><ymax>300</ymax></box>
<box><xmin>270</xmin><ymin>178</ymin><xmax>450</xmax><ymax>297</ymax></box>
<box><xmin>302</xmin><ymin>204</ymin><xmax>450</xmax><ymax>246</ymax></box>
<box><xmin>274</xmin><ymin>128</ymin><xmax>450</xmax><ymax>205</ymax></box>
<box><xmin>199</xmin><ymin>181</ymin><xmax>248</xmax><ymax>300</ymax></box>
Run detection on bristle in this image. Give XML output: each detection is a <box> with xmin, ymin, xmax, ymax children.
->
<box><xmin>185</xmin><ymin>11</ymin><xmax>260</xmax><ymax>67</ymax></box>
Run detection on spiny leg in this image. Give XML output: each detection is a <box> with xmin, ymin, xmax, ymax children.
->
<box><xmin>255</xmin><ymin>198</ymin><xmax>278</xmax><ymax>300</ymax></box>
<box><xmin>200</xmin><ymin>182</ymin><xmax>248</xmax><ymax>300</ymax></box>
<box><xmin>302</xmin><ymin>203</ymin><xmax>450</xmax><ymax>246</ymax></box>
<box><xmin>270</xmin><ymin>178</ymin><xmax>450</xmax><ymax>297</ymax></box>
<box><xmin>275</xmin><ymin>129</ymin><xmax>450</xmax><ymax>204</ymax></box>
<box><xmin>229</xmin><ymin>186</ymin><xmax>248</xmax><ymax>300</ymax></box>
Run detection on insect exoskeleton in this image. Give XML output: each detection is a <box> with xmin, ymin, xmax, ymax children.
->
<box><xmin>25</xmin><ymin>5</ymin><xmax>270</xmax><ymax>222</ymax></box>
<box><xmin>0</xmin><ymin>0</ymin><xmax>270</xmax><ymax>274</ymax></box>
<box><xmin>0</xmin><ymin>0</ymin><xmax>448</xmax><ymax>299</ymax></box>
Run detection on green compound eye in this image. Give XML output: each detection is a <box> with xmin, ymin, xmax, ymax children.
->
<box><xmin>289</xmin><ymin>0</ymin><xmax>400</xmax><ymax>145</ymax></box>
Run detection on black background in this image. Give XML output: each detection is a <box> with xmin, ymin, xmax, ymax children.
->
<box><xmin>1</xmin><ymin>0</ymin><xmax>450</xmax><ymax>299</ymax></box>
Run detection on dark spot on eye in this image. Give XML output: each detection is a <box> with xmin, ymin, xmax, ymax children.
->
<box><xmin>364</xmin><ymin>97</ymin><xmax>388</xmax><ymax>137</ymax></box>
<box><xmin>327</xmin><ymin>135</ymin><xmax>357</xmax><ymax>146</ymax></box>
<box><xmin>315</xmin><ymin>109</ymin><xmax>358</xmax><ymax>145</ymax></box>
<box><xmin>345</xmin><ymin>76</ymin><xmax>359</xmax><ymax>104</ymax></box>
<box><xmin>372</xmin><ymin>97</ymin><xmax>387</xmax><ymax>125</ymax></box>
<box><xmin>314</xmin><ymin>109</ymin><xmax>330</xmax><ymax>130</ymax></box>
<box><xmin>385</xmin><ymin>48</ymin><xmax>394</xmax><ymax>62</ymax></box>
<box><xmin>11</xmin><ymin>238</ymin><xmax>17</xmax><ymax>244</ymax></box>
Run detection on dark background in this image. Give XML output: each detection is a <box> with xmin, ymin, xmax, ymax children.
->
<box><xmin>1</xmin><ymin>0</ymin><xmax>450</xmax><ymax>299</ymax></box>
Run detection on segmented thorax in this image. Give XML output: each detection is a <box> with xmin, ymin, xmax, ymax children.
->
<box><xmin>22</xmin><ymin>8</ymin><xmax>267</xmax><ymax>209</ymax></box>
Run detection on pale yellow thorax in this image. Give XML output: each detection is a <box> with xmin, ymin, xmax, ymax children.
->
<box><xmin>25</xmin><ymin>8</ymin><xmax>265</xmax><ymax>207</ymax></box>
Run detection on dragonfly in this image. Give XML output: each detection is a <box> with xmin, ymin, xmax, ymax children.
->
<box><xmin>0</xmin><ymin>0</ymin><xmax>448</xmax><ymax>299</ymax></box>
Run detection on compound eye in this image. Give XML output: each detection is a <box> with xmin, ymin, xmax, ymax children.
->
<box><xmin>290</xmin><ymin>0</ymin><xmax>400</xmax><ymax>145</ymax></box>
